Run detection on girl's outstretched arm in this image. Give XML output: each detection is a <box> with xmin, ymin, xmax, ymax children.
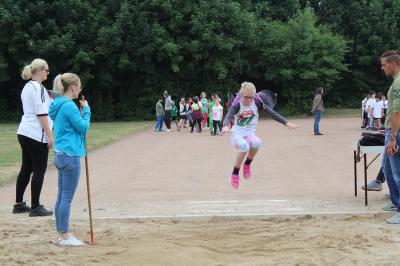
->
<box><xmin>261</xmin><ymin>103</ymin><xmax>299</xmax><ymax>129</ymax></box>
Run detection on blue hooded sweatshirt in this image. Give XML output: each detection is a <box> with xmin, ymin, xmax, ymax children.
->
<box><xmin>49</xmin><ymin>96</ymin><xmax>91</xmax><ymax>157</ymax></box>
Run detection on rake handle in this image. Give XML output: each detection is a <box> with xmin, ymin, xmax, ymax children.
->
<box><xmin>82</xmin><ymin>95</ymin><xmax>94</xmax><ymax>243</ymax></box>
<box><xmin>85</xmin><ymin>143</ymin><xmax>95</xmax><ymax>243</ymax></box>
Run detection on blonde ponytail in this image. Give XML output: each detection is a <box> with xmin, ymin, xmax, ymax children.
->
<box><xmin>53</xmin><ymin>74</ymin><xmax>64</xmax><ymax>95</ymax></box>
<box><xmin>53</xmin><ymin>73</ymin><xmax>80</xmax><ymax>96</ymax></box>
<box><xmin>20</xmin><ymin>58</ymin><xmax>48</xmax><ymax>80</ymax></box>
<box><xmin>21</xmin><ymin>65</ymin><xmax>32</xmax><ymax>80</ymax></box>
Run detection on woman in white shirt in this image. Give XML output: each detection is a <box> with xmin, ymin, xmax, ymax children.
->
<box><xmin>13</xmin><ymin>59</ymin><xmax>53</xmax><ymax>217</ymax></box>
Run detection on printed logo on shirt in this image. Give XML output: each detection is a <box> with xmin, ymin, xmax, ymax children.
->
<box><xmin>237</xmin><ymin>110</ymin><xmax>255</xmax><ymax>126</ymax></box>
<box><xmin>394</xmin><ymin>89</ymin><xmax>400</xmax><ymax>98</ymax></box>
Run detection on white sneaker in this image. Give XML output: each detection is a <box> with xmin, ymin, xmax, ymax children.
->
<box><xmin>58</xmin><ymin>235</ymin><xmax>85</xmax><ymax>247</ymax></box>
<box><xmin>165</xmin><ymin>129</ymin><xmax>171</xmax><ymax>132</ymax></box>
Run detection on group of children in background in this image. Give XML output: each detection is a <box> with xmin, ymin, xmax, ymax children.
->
<box><xmin>156</xmin><ymin>83</ymin><xmax>298</xmax><ymax>189</ymax></box>
<box><xmin>155</xmin><ymin>91</ymin><xmax>230</xmax><ymax>135</ymax></box>
<box><xmin>160</xmin><ymin>89</ymin><xmax>388</xmax><ymax>134</ymax></box>
<box><xmin>361</xmin><ymin>90</ymin><xmax>388</xmax><ymax>130</ymax></box>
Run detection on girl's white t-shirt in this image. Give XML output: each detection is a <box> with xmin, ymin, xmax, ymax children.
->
<box><xmin>362</xmin><ymin>98</ymin><xmax>368</xmax><ymax>111</ymax></box>
<box><xmin>17</xmin><ymin>81</ymin><xmax>53</xmax><ymax>143</ymax></box>
<box><xmin>366</xmin><ymin>98</ymin><xmax>375</xmax><ymax>110</ymax></box>
<box><xmin>372</xmin><ymin>101</ymin><xmax>383</xmax><ymax>119</ymax></box>
<box><xmin>212</xmin><ymin>104</ymin><xmax>223</xmax><ymax>121</ymax></box>
<box><xmin>232</xmin><ymin>101</ymin><xmax>259</xmax><ymax>136</ymax></box>
<box><xmin>179</xmin><ymin>103</ymin><xmax>186</xmax><ymax>115</ymax></box>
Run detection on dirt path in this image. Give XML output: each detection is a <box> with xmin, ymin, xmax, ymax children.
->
<box><xmin>1</xmin><ymin>117</ymin><xmax>397</xmax><ymax>265</ymax></box>
<box><xmin>0</xmin><ymin>117</ymin><xmax>387</xmax><ymax>217</ymax></box>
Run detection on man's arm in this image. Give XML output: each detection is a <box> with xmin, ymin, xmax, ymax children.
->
<box><xmin>391</xmin><ymin>112</ymin><xmax>400</xmax><ymax>136</ymax></box>
<box><xmin>387</xmin><ymin>81</ymin><xmax>400</xmax><ymax>155</ymax></box>
<box><xmin>391</xmin><ymin>81</ymin><xmax>400</xmax><ymax>136</ymax></box>
<box><xmin>387</xmin><ymin>112</ymin><xmax>400</xmax><ymax>155</ymax></box>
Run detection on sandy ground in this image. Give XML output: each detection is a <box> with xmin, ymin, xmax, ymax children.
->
<box><xmin>1</xmin><ymin>214</ymin><xmax>399</xmax><ymax>266</ymax></box>
<box><xmin>0</xmin><ymin>117</ymin><xmax>399</xmax><ymax>265</ymax></box>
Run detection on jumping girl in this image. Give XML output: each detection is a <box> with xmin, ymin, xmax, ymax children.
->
<box><xmin>222</xmin><ymin>82</ymin><xmax>298</xmax><ymax>189</ymax></box>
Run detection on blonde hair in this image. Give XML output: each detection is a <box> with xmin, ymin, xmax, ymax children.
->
<box><xmin>21</xmin><ymin>59</ymin><xmax>48</xmax><ymax>80</ymax></box>
<box><xmin>53</xmin><ymin>73</ymin><xmax>81</xmax><ymax>96</ymax></box>
<box><xmin>239</xmin><ymin>82</ymin><xmax>256</xmax><ymax>96</ymax></box>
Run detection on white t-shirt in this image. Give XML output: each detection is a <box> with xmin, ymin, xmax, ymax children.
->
<box><xmin>179</xmin><ymin>103</ymin><xmax>186</xmax><ymax>115</ymax></box>
<box><xmin>212</xmin><ymin>104</ymin><xmax>223</xmax><ymax>121</ymax></box>
<box><xmin>232</xmin><ymin>101</ymin><xmax>259</xmax><ymax>137</ymax></box>
<box><xmin>17</xmin><ymin>81</ymin><xmax>53</xmax><ymax>143</ymax></box>
<box><xmin>366</xmin><ymin>98</ymin><xmax>375</xmax><ymax>118</ymax></box>
<box><xmin>384</xmin><ymin>100</ymin><xmax>388</xmax><ymax>109</ymax></box>
<box><xmin>366</xmin><ymin>98</ymin><xmax>375</xmax><ymax>111</ymax></box>
<box><xmin>372</xmin><ymin>101</ymin><xmax>383</xmax><ymax>119</ymax></box>
<box><xmin>361</xmin><ymin>98</ymin><xmax>368</xmax><ymax>111</ymax></box>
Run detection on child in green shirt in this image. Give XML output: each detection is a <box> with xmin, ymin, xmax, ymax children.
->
<box><xmin>171</xmin><ymin>103</ymin><xmax>180</xmax><ymax>131</ymax></box>
<box><xmin>155</xmin><ymin>96</ymin><xmax>164</xmax><ymax>132</ymax></box>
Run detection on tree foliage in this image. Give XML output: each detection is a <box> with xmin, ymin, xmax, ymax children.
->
<box><xmin>1</xmin><ymin>0</ymin><xmax>396</xmax><ymax>120</ymax></box>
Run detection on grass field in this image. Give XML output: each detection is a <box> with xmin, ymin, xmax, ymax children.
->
<box><xmin>322</xmin><ymin>108</ymin><xmax>361</xmax><ymax>117</ymax></box>
<box><xmin>0</xmin><ymin>121</ymin><xmax>153</xmax><ymax>187</ymax></box>
<box><xmin>281</xmin><ymin>108</ymin><xmax>361</xmax><ymax>119</ymax></box>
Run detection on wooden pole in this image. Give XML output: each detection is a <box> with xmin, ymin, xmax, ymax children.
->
<box><xmin>84</xmin><ymin>143</ymin><xmax>95</xmax><ymax>243</ymax></box>
<box><xmin>82</xmin><ymin>95</ymin><xmax>94</xmax><ymax>243</ymax></box>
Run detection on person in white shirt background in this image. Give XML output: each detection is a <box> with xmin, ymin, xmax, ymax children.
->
<box><xmin>361</xmin><ymin>94</ymin><xmax>369</xmax><ymax>128</ymax></box>
<box><xmin>13</xmin><ymin>58</ymin><xmax>54</xmax><ymax>217</ymax></box>
<box><xmin>366</xmin><ymin>90</ymin><xmax>376</xmax><ymax>129</ymax></box>
<box><xmin>372</xmin><ymin>93</ymin><xmax>384</xmax><ymax>129</ymax></box>
<box><xmin>382</xmin><ymin>95</ymin><xmax>388</xmax><ymax>126</ymax></box>
<box><xmin>211</xmin><ymin>97</ymin><xmax>224</xmax><ymax>135</ymax></box>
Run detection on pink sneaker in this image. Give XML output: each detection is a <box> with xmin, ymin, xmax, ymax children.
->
<box><xmin>231</xmin><ymin>174</ymin><xmax>239</xmax><ymax>189</ymax></box>
<box><xmin>243</xmin><ymin>164</ymin><xmax>251</xmax><ymax>179</ymax></box>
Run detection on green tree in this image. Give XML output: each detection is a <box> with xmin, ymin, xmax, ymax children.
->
<box><xmin>1</xmin><ymin>0</ymin><xmax>386</xmax><ymax>121</ymax></box>
<box><xmin>256</xmin><ymin>8</ymin><xmax>347</xmax><ymax>112</ymax></box>
<box><xmin>310</xmin><ymin>0</ymin><xmax>400</xmax><ymax>106</ymax></box>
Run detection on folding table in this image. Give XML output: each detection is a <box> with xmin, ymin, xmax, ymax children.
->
<box><xmin>352</xmin><ymin>142</ymin><xmax>385</xmax><ymax>206</ymax></box>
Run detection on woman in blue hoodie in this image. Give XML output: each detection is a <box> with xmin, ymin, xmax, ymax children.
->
<box><xmin>49</xmin><ymin>73</ymin><xmax>90</xmax><ymax>247</ymax></box>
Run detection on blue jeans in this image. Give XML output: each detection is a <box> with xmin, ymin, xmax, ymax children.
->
<box><xmin>383</xmin><ymin>129</ymin><xmax>400</xmax><ymax>211</ymax></box>
<box><xmin>54</xmin><ymin>152</ymin><xmax>81</xmax><ymax>233</ymax></box>
<box><xmin>314</xmin><ymin>110</ymin><xmax>323</xmax><ymax>133</ymax></box>
<box><xmin>155</xmin><ymin>116</ymin><xmax>163</xmax><ymax>131</ymax></box>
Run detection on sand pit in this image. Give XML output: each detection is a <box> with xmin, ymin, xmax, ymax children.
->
<box><xmin>0</xmin><ymin>117</ymin><xmax>398</xmax><ymax>265</ymax></box>
<box><xmin>1</xmin><ymin>214</ymin><xmax>399</xmax><ymax>265</ymax></box>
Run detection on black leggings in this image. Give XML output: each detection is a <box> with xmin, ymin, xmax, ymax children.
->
<box><xmin>213</xmin><ymin>120</ymin><xmax>222</xmax><ymax>134</ymax></box>
<box><xmin>16</xmin><ymin>134</ymin><xmax>49</xmax><ymax>208</ymax></box>
<box><xmin>376</xmin><ymin>167</ymin><xmax>385</xmax><ymax>183</ymax></box>
<box><xmin>164</xmin><ymin>110</ymin><xmax>171</xmax><ymax>129</ymax></box>
<box><xmin>191</xmin><ymin>119</ymin><xmax>202</xmax><ymax>132</ymax></box>
<box><xmin>362</xmin><ymin>111</ymin><xmax>368</xmax><ymax>128</ymax></box>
